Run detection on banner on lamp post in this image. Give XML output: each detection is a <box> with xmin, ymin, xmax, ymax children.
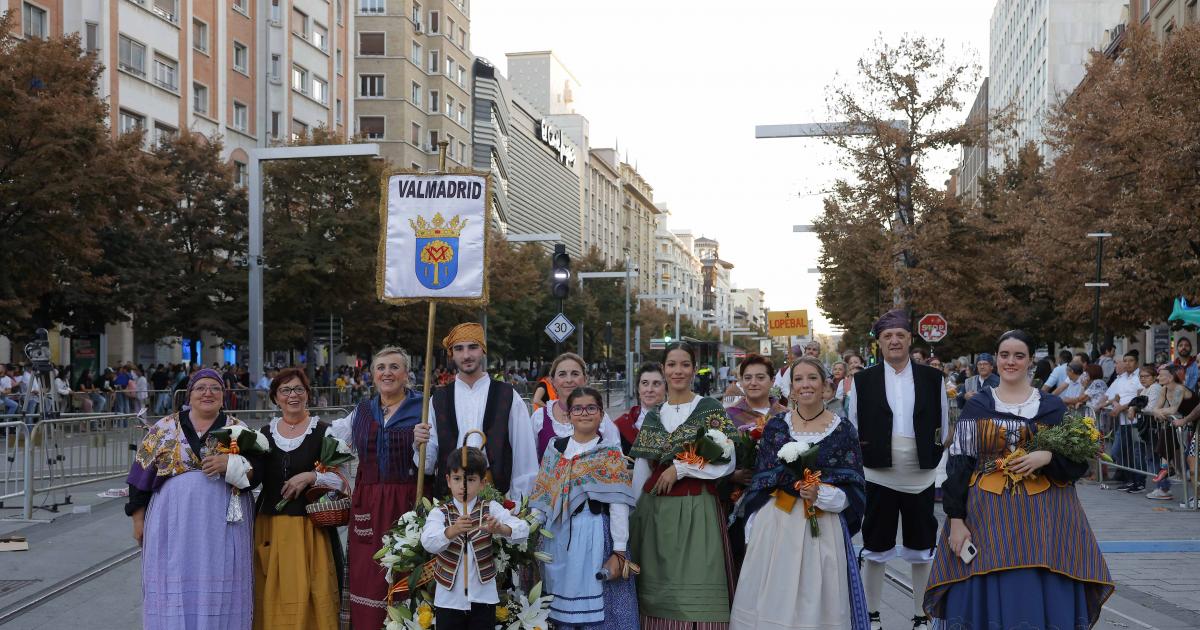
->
<box><xmin>377</xmin><ymin>172</ymin><xmax>491</xmax><ymax>306</ymax></box>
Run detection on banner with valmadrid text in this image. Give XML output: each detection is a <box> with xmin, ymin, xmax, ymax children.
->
<box><xmin>377</xmin><ymin>172</ymin><xmax>490</xmax><ymax>306</ymax></box>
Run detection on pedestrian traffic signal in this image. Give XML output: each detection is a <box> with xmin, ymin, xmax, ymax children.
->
<box><xmin>550</xmin><ymin>244</ymin><xmax>571</xmax><ymax>299</ymax></box>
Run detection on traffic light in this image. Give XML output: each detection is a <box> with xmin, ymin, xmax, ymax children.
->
<box><xmin>549</xmin><ymin>244</ymin><xmax>571</xmax><ymax>300</ymax></box>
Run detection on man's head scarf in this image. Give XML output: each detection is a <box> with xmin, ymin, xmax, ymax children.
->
<box><xmin>443</xmin><ymin>323</ymin><xmax>487</xmax><ymax>354</ymax></box>
<box><xmin>977</xmin><ymin>353</ymin><xmax>995</xmax><ymax>367</ymax></box>
<box><xmin>871</xmin><ymin>309</ymin><xmax>911</xmax><ymax>338</ymax></box>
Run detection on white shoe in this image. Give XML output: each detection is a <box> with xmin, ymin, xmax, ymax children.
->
<box><xmin>1146</xmin><ymin>488</ymin><xmax>1173</xmax><ymax>500</ymax></box>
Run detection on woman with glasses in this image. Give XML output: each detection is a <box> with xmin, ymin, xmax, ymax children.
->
<box><xmin>253</xmin><ymin>368</ymin><xmax>348</xmax><ymax>629</ymax></box>
<box><xmin>532</xmin><ymin>352</ymin><xmax>621</xmax><ymax>460</ymax></box>
<box><xmin>327</xmin><ymin>347</ymin><xmax>423</xmax><ymax>630</ymax></box>
<box><xmin>126</xmin><ymin>368</ymin><xmax>264</xmax><ymax>629</ymax></box>
<box><xmin>614</xmin><ymin>362</ymin><xmax>667</xmax><ymax>454</ymax></box>
<box><xmin>530</xmin><ymin>386</ymin><xmax>640</xmax><ymax>629</ymax></box>
<box><xmin>629</xmin><ymin>342</ymin><xmax>739</xmax><ymax>629</ymax></box>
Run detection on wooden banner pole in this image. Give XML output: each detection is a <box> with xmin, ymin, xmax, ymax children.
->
<box><xmin>414</xmin><ymin>141</ymin><xmax>452</xmax><ymax>501</ymax></box>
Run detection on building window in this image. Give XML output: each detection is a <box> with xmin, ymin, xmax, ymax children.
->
<box><xmin>271</xmin><ymin>111</ymin><xmax>281</xmax><ymax>138</ymax></box>
<box><xmin>232</xmin><ymin>0</ymin><xmax>248</xmax><ymax>14</ymax></box>
<box><xmin>456</xmin><ymin>65</ymin><xmax>465</xmax><ymax>87</ymax></box>
<box><xmin>153</xmin><ymin>122</ymin><xmax>177</xmax><ymax>147</ymax></box>
<box><xmin>429</xmin><ymin>90</ymin><xmax>439</xmax><ymax>114</ymax></box>
<box><xmin>457</xmin><ymin>104</ymin><xmax>466</xmax><ymax>125</ymax></box>
<box><xmin>313</xmin><ymin>76</ymin><xmax>328</xmax><ymax>103</ymax></box>
<box><xmin>291</xmin><ymin>119</ymin><xmax>308</xmax><ymax>141</ymax></box>
<box><xmin>192</xmin><ymin>19</ymin><xmax>208</xmax><ymax>53</ymax></box>
<box><xmin>292</xmin><ymin>8</ymin><xmax>309</xmax><ymax>38</ymax></box>
<box><xmin>410</xmin><ymin>122</ymin><xmax>421</xmax><ymax>145</ymax></box>
<box><xmin>428</xmin><ymin>10</ymin><xmax>440</xmax><ymax>33</ymax></box>
<box><xmin>270</xmin><ymin>0</ymin><xmax>281</xmax><ymax>22</ymax></box>
<box><xmin>446</xmin><ymin>57</ymin><xmax>455</xmax><ymax>78</ymax></box>
<box><xmin>193</xmin><ymin>82</ymin><xmax>208</xmax><ymax>114</ymax></box>
<box><xmin>233</xmin><ymin>41</ymin><xmax>248</xmax><ymax>73</ymax></box>
<box><xmin>446</xmin><ymin>95</ymin><xmax>454</xmax><ymax>117</ymax></box>
<box><xmin>428</xmin><ymin>129</ymin><xmax>439</xmax><ymax>151</ymax></box>
<box><xmin>360</xmin><ymin>74</ymin><xmax>384</xmax><ymax>97</ymax></box>
<box><xmin>458</xmin><ymin>27</ymin><xmax>466</xmax><ymax>48</ymax></box>
<box><xmin>336</xmin><ymin>48</ymin><xmax>343</xmax><ymax>74</ymax></box>
<box><xmin>118</xmin><ymin>35</ymin><xmax>146</xmax><ymax>76</ymax></box>
<box><xmin>458</xmin><ymin>141</ymin><xmax>466</xmax><ymax>161</ymax></box>
<box><xmin>84</xmin><ymin>22</ymin><xmax>100</xmax><ymax>53</ymax></box>
<box><xmin>312</xmin><ymin>22</ymin><xmax>328</xmax><ymax>51</ymax></box>
<box><xmin>118</xmin><ymin>109</ymin><xmax>144</xmax><ymax>135</ymax></box>
<box><xmin>359</xmin><ymin>32</ymin><xmax>385</xmax><ymax>55</ymax></box>
<box><xmin>149</xmin><ymin>0</ymin><xmax>178</xmax><ymax>23</ymax></box>
<box><xmin>429</xmin><ymin>50</ymin><xmax>439</xmax><ymax>73</ymax></box>
<box><xmin>153</xmin><ymin>55</ymin><xmax>179</xmax><ymax>91</ymax></box>
<box><xmin>292</xmin><ymin>65</ymin><xmax>308</xmax><ymax>93</ymax></box>
<box><xmin>359</xmin><ymin>116</ymin><xmax>385</xmax><ymax>139</ymax></box>
<box><xmin>359</xmin><ymin>0</ymin><xmax>385</xmax><ymax>14</ymax></box>
<box><xmin>271</xmin><ymin>54</ymin><xmax>281</xmax><ymax>81</ymax></box>
<box><xmin>233</xmin><ymin>101</ymin><xmax>248</xmax><ymax>131</ymax></box>
<box><xmin>410</xmin><ymin>81</ymin><xmax>421</xmax><ymax>103</ymax></box>
<box><xmin>23</xmin><ymin>2</ymin><xmax>47</xmax><ymax>39</ymax></box>
<box><xmin>233</xmin><ymin>161</ymin><xmax>247</xmax><ymax>187</ymax></box>
<box><xmin>412</xmin><ymin>1</ymin><xmax>422</xmax><ymax>24</ymax></box>
<box><xmin>447</xmin><ymin>134</ymin><xmax>455</xmax><ymax>158</ymax></box>
<box><xmin>335</xmin><ymin>99</ymin><xmax>343</xmax><ymax>124</ymax></box>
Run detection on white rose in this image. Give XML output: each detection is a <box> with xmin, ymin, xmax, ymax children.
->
<box><xmin>228</xmin><ymin>425</ymin><xmax>245</xmax><ymax>439</ymax></box>
<box><xmin>778</xmin><ymin>442</ymin><xmax>803</xmax><ymax>463</ymax></box>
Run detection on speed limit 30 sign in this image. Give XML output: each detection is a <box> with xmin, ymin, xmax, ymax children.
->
<box><xmin>545</xmin><ymin>313</ymin><xmax>576</xmax><ymax>343</ymax></box>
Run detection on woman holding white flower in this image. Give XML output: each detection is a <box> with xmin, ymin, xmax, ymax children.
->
<box><xmin>530</xmin><ymin>386</ymin><xmax>639</xmax><ymax>629</ymax></box>
<box><xmin>253</xmin><ymin>368</ymin><xmax>349</xmax><ymax>630</ymax></box>
<box><xmin>629</xmin><ymin>342</ymin><xmax>740</xmax><ymax>629</ymax></box>
<box><xmin>126</xmin><ymin>368</ymin><xmax>263</xmax><ymax>629</ymax></box>
<box><xmin>328</xmin><ymin>346</ymin><xmax>425</xmax><ymax>630</ymax></box>
<box><xmin>729</xmin><ymin>357</ymin><xmax>869</xmax><ymax>630</ymax></box>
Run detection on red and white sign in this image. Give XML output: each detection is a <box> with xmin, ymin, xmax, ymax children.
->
<box><xmin>918</xmin><ymin>313</ymin><xmax>949</xmax><ymax>343</ymax></box>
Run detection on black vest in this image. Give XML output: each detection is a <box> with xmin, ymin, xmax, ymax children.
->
<box><xmin>256</xmin><ymin>421</ymin><xmax>330</xmax><ymax>516</ymax></box>
<box><xmin>853</xmin><ymin>362</ymin><xmax>944</xmax><ymax>469</ymax></box>
<box><xmin>431</xmin><ymin>379</ymin><xmax>515</xmax><ymax>497</ymax></box>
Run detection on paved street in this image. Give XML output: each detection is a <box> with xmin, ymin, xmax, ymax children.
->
<box><xmin>0</xmin><ymin>398</ymin><xmax>1194</xmax><ymax>629</ymax></box>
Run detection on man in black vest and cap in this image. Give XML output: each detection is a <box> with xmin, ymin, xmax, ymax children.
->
<box><xmin>414</xmin><ymin>322</ymin><xmax>538</xmax><ymax>499</ymax></box>
<box><xmin>847</xmin><ymin>309</ymin><xmax>949</xmax><ymax>630</ymax></box>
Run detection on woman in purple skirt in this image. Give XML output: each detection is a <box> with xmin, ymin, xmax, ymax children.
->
<box><xmin>126</xmin><ymin>369</ymin><xmax>262</xmax><ymax>629</ymax></box>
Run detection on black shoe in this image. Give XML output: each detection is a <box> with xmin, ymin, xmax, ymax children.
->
<box><xmin>1125</xmin><ymin>483</ymin><xmax>1145</xmax><ymax>493</ymax></box>
<box><xmin>912</xmin><ymin>615</ymin><xmax>931</xmax><ymax>630</ymax></box>
<box><xmin>1115</xmin><ymin>481</ymin><xmax>1135</xmax><ymax>490</ymax></box>
<box><xmin>869</xmin><ymin>611</ymin><xmax>883</xmax><ymax>630</ymax></box>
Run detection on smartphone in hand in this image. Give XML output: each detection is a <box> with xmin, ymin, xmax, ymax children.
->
<box><xmin>958</xmin><ymin>541</ymin><xmax>977</xmax><ymax>564</ymax></box>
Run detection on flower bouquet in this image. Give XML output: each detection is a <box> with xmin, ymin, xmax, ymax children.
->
<box><xmin>777</xmin><ymin>440</ymin><xmax>823</xmax><ymax>536</ymax></box>
<box><xmin>273</xmin><ymin>434</ymin><xmax>355</xmax><ymax>526</ymax></box>
<box><xmin>206</xmin><ymin>424</ymin><xmax>268</xmax><ymax>522</ymax></box>
<box><xmin>725</xmin><ymin>423</ymin><xmax>764</xmax><ymax>504</ymax></box>
<box><xmin>1034</xmin><ymin>414</ymin><xmax>1111</xmax><ymax>463</ymax></box>
<box><xmin>675</xmin><ymin>427</ymin><xmax>735</xmax><ymax>469</ymax></box>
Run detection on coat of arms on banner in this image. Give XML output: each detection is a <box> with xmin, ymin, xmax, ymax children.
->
<box><xmin>411</xmin><ymin>213</ymin><xmax>465</xmax><ymax>289</ymax></box>
<box><xmin>378</xmin><ymin>172</ymin><xmax>490</xmax><ymax>306</ymax></box>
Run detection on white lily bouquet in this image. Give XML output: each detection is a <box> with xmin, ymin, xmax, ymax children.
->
<box><xmin>207</xmin><ymin>424</ymin><xmax>269</xmax><ymax>522</ymax></box>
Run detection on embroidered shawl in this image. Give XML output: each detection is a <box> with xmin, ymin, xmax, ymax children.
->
<box><xmin>628</xmin><ymin>396</ymin><xmax>736</xmax><ymax>465</ymax></box>
<box><xmin>126</xmin><ymin>412</ymin><xmax>247</xmax><ymax>493</ymax></box>
<box><xmin>733</xmin><ymin>413</ymin><xmax>867</xmax><ymax>536</ymax></box>
<box><xmin>725</xmin><ymin>398</ymin><xmax>788</xmax><ymax>430</ymax></box>
<box><xmin>529</xmin><ymin>439</ymin><xmax>635</xmax><ymax>524</ymax></box>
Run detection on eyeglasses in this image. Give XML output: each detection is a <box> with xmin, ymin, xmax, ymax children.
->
<box><xmin>192</xmin><ymin>386</ymin><xmax>224</xmax><ymax>395</ymax></box>
<box><xmin>277</xmin><ymin>386</ymin><xmax>307</xmax><ymax>397</ymax></box>
<box><xmin>569</xmin><ymin>404</ymin><xmax>601</xmax><ymax>416</ymax></box>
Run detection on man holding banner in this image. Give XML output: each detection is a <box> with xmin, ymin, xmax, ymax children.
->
<box><xmin>412</xmin><ymin>323</ymin><xmax>539</xmax><ymax>500</ymax></box>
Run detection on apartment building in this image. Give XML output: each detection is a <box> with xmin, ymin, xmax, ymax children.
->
<box><xmin>353</xmin><ymin>0</ymin><xmax>473</xmax><ymax>170</ymax></box>
<box><xmin>586</xmin><ymin>148</ymin><xmax>622</xmax><ymax>266</ymax></box>
<box><xmin>653</xmin><ymin>213</ymin><xmax>703</xmax><ymax>324</ymax></box>
<box><xmin>620</xmin><ymin>161</ymin><xmax>661</xmax><ymax>294</ymax></box>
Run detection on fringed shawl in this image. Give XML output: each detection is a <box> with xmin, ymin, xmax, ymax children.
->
<box><xmin>628</xmin><ymin>396</ymin><xmax>736</xmax><ymax>465</ymax></box>
<box><xmin>529</xmin><ymin>438</ymin><xmax>635</xmax><ymax>524</ymax></box>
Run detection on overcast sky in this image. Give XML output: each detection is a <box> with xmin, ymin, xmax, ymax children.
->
<box><xmin>473</xmin><ymin>0</ymin><xmax>995</xmax><ymax>333</ymax></box>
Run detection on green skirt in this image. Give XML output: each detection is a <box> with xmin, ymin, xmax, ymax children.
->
<box><xmin>630</xmin><ymin>490</ymin><xmax>732</xmax><ymax>622</ymax></box>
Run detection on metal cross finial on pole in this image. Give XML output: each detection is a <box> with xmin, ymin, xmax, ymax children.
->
<box><xmin>756</xmin><ymin>119</ymin><xmax>911</xmax><ymax>308</ymax></box>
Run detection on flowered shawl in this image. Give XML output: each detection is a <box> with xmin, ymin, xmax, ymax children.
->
<box><xmin>725</xmin><ymin>398</ymin><xmax>788</xmax><ymax>432</ymax></box>
<box><xmin>529</xmin><ymin>438</ymin><xmax>635</xmax><ymax>524</ymax></box>
<box><xmin>126</xmin><ymin>412</ymin><xmax>246</xmax><ymax>493</ymax></box>
<box><xmin>732</xmin><ymin>413</ymin><xmax>866</xmax><ymax>536</ymax></box>
<box><xmin>628</xmin><ymin>396</ymin><xmax>736</xmax><ymax>465</ymax></box>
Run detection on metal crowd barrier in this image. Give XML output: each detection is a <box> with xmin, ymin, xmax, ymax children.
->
<box><xmin>1095</xmin><ymin>408</ymin><xmax>1195</xmax><ymax>509</ymax></box>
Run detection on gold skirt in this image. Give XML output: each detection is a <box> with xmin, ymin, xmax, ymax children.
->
<box><xmin>253</xmin><ymin>514</ymin><xmax>339</xmax><ymax>630</ymax></box>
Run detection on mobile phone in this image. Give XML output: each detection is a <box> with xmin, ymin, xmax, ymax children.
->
<box><xmin>958</xmin><ymin>542</ymin><xmax>977</xmax><ymax>564</ymax></box>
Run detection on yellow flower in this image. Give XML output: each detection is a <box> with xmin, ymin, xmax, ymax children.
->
<box><xmin>416</xmin><ymin>603</ymin><xmax>434</xmax><ymax>629</ymax></box>
<box><xmin>495</xmin><ymin>605</ymin><xmax>510</xmax><ymax>622</ymax></box>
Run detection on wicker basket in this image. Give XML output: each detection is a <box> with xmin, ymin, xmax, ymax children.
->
<box><xmin>305</xmin><ymin>488</ymin><xmax>351</xmax><ymax>528</ymax></box>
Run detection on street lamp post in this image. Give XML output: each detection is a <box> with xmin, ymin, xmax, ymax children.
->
<box><xmin>577</xmin><ymin>260</ymin><xmax>637</xmax><ymax>401</ymax></box>
<box><xmin>1085</xmin><ymin>232</ymin><xmax>1112</xmax><ymax>359</ymax></box>
<box><xmin>247</xmin><ymin>143</ymin><xmax>380</xmax><ymax>383</ymax></box>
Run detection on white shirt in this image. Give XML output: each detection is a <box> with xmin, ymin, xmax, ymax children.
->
<box><xmin>534</xmin><ymin>400</ymin><xmax>621</xmax><ymax>451</ymax></box>
<box><xmin>632</xmin><ymin>395</ymin><xmax>736</xmax><ymax>500</ymax></box>
<box><xmin>635</xmin><ymin>406</ymin><xmax>649</xmax><ymax>430</ymax></box>
<box><xmin>846</xmin><ymin>361</ymin><xmax>950</xmax><ymax>492</ymax></box>
<box><xmin>269</xmin><ymin>416</ymin><xmax>346</xmax><ymax>491</ymax></box>
<box><xmin>419</xmin><ymin>376</ymin><xmax>539</xmax><ymax>500</ymax></box>
<box><xmin>420</xmin><ymin>497</ymin><xmax>529</xmax><ymax>609</ymax></box>
<box><xmin>0</xmin><ymin>375</ymin><xmax>12</xmax><ymax>394</ymax></box>
<box><xmin>551</xmin><ymin>435</ymin><xmax>630</xmax><ymax>552</ymax></box>
<box><xmin>1104</xmin><ymin>372</ymin><xmax>1142</xmax><ymax>406</ymax></box>
<box><xmin>256</xmin><ymin>376</ymin><xmax>271</xmax><ymax>391</ymax></box>
<box><xmin>1043</xmin><ymin>363</ymin><xmax>1069</xmax><ymax>389</ymax></box>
